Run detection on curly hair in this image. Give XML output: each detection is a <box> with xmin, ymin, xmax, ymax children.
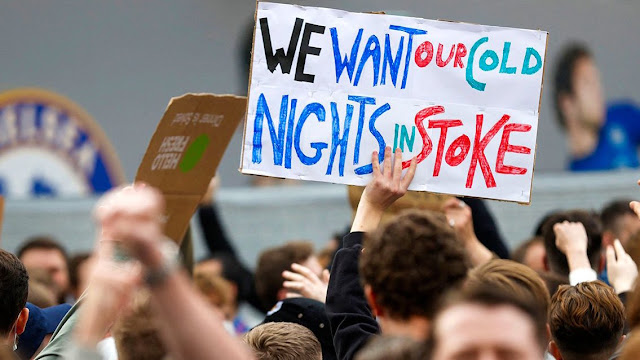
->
<box><xmin>359</xmin><ymin>209</ymin><xmax>470</xmax><ymax>320</ymax></box>
<box><xmin>549</xmin><ymin>281</ymin><xmax>624</xmax><ymax>359</ymax></box>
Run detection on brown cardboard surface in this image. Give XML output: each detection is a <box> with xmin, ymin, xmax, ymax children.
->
<box><xmin>136</xmin><ymin>94</ymin><xmax>246</xmax><ymax>243</ymax></box>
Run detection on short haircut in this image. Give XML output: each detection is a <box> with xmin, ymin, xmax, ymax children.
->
<box><xmin>359</xmin><ymin>209</ymin><xmax>470</xmax><ymax>320</ymax></box>
<box><xmin>541</xmin><ymin>210</ymin><xmax>602</xmax><ymax>276</ymax></box>
<box><xmin>601</xmin><ymin>199</ymin><xmax>635</xmax><ymax>234</ymax></box>
<box><xmin>255</xmin><ymin>242</ymin><xmax>315</xmax><ymax>310</ymax></box>
<box><xmin>355</xmin><ymin>336</ymin><xmax>429</xmax><ymax>360</ymax></box>
<box><xmin>244</xmin><ymin>322</ymin><xmax>322</xmax><ymax>360</ymax></box>
<box><xmin>466</xmin><ymin>259</ymin><xmax>550</xmax><ymax>315</ymax></box>
<box><xmin>511</xmin><ymin>236</ymin><xmax>543</xmax><ymax>264</ymax></box>
<box><xmin>0</xmin><ymin>249</ymin><xmax>29</xmax><ymax>334</ymax></box>
<box><xmin>549</xmin><ymin>281</ymin><xmax>624</xmax><ymax>360</ymax></box>
<box><xmin>16</xmin><ymin>236</ymin><xmax>68</xmax><ymax>262</ymax></box>
<box><xmin>112</xmin><ymin>291</ymin><xmax>167</xmax><ymax>360</ymax></box>
<box><xmin>432</xmin><ymin>284</ymin><xmax>548</xmax><ymax>352</ymax></box>
<box><xmin>553</xmin><ymin>43</ymin><xmax>592</xmax><ymax>128</ymax></box>
<box><xmin>68</xmin><ymin>252</ymin><xmax>92</xmax><ymax>293</ymax></box>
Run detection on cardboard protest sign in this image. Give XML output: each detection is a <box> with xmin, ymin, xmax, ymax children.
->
<box><xmin>240</xmin><ymin>2</ymin><xmax>547</xmax><ymax>204</ymax></box>
<box><xmin>137</xmin><ymin>94</ymin><xmax>246</xmax><ymax>243</ymax></box>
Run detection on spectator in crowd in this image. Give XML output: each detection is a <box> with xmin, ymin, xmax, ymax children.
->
<box><xmin>16</xmin><ymin>303</ymin><xmax>71</xmax><ymax>359</ymax></box>
<box><xmin>601</xmin><ymin>199</ymin><xmax>640</xmax><ymax>248</ymax></box>
<box><xmin>548</xmin><ymin>281</ymin><xmax>625</xmax><ymax>360</ymax></box>
<box><xmin>511</xmin><ymin>236</ymin><xmax>547</xmax><ymax>272</ymax></box>
<box><xmin>354</xmin><ymin>336</ymin><xmax>428</xmax><ymax>360</ymax></box>
<box><xmin>326</xmin><ymin>148</ymin><xmax>469</xmax><ymax>359</ymax></box>
<box><xmin>68</xmin><ymin>253</ymin><xmax>95</xmax><ymax>301</ymax></box>
<box><xmin>17</xmin><ymin>237</ymin><xmax>71</xmax><ymax>304</ymax></box>
<box><xmin>243</xmin><ymin>322</ymin><xmax>321</xmax><ymax>360</ymax></box>
<box><xmin>26</xmin><ymin>269</ymin><xmax>57</xmax><ymax>309</ymax></box>
<box><xmin>554</xmin><ymin>43</ymin><xmax>640</xmax><ymax>171</ymax></box>
<box><xmin>0</xmin><ymin>249</ymin><xmax>30</xmax><ymax>356</ymax></box>
<box><xmin>428</xmin><ymin>285</ymin><xmax>547</xmax><ymax>360</ymax></box>
<box><xmin>255</xmin><ymin>241</ymin><xmax>328</xmax><ymax>310</ymax></box>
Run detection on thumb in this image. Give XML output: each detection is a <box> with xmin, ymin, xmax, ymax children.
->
<box><xmin>606</xmin><ymin>246</ymin><xmax>616</xmax><ymax>269</ymax></box>
<box><xmin>322</xmin><ymin>269</ymin><xmax>330</xmax><ymax>284</ymax></box>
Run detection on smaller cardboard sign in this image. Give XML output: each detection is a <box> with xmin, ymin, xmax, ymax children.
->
<box><xmin>136</xmin><ymin>94</ymin><xmax>246</xmax><ymax>243</ymax></box>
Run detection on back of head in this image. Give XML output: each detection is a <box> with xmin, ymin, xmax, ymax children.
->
<box><xmin>542</xmin><ymin>210</ymin><xmax>602</xmax><ymax>276</ymax></box>
<box><xmin>553</xmin><ymin>43</ymin><xmax>592</xmax><ymax>129</ymax></box>
<box><xmin>601</xmin><ymin>199</ymin><xmax>635</xmax><ymax>235</ymax></box>
<box><xmin>112</xmin><ymin>292</ymin><xmax>167</xmax><ymax>360</ymax></box>
<box><xmin>359</xmin><ymin>209</ymin><xmax>469</xmax><ymax>320</ymax></box>
<box><xmin>255</xmin><ymin>241</ymin><xmax>314</xmax><ymax>310</ymax></box>
<box><xmin>355</xmin><ymin>336</ymin><xmax>429</xmax><ymax>360</ymax></box>
<box><xmin>16</xmin><ymin>236</ymin><xmax>67</xmax><ymax>261</ymax></box>
<box><xmin>0</xmin><ymin>249</ymin><xmax>29</xmax><ymax>335</ymax></box>
<box><xmin>243</xmin><ymin>322</ymin><xmax>322</xmax><ymax>360</ymax></box>
<box><xmin>466</xmin><ymin>259</ymin><xmax>550</xmax><ymax>315</ymax></box>
<box><xmin>549</xmin><ymin>281</ymin><xmax>624</xmax><ymax>360</ymax></box>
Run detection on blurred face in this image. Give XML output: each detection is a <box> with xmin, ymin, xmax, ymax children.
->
<box><xmin>432</xmin><ymin>304</ymin><xmax>544</xmax><ymax>360</ymax></box>
<box><xmin>301</xmin><ymin>255</ymin><xmax>323</xmax><ymax>277</ymax></box>
<box><xmin>21</xmin><ymin>249</ymin><xmax>69</xmax><ymax>298</ymax></box>
<box><xmin>523</xmin><ymin>242</ymin><xmax>547</xmax><ymax>273</ymax></box>
<box><xmin>570</xmin><ymin>57</ymin><xmax>605</xmax><ymax>128</ymax></box>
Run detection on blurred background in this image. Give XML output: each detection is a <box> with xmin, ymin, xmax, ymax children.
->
<box><xmin>0</xmin><ymin>0</ymin><xmax>639</xmax><ymax>267</ymax></box>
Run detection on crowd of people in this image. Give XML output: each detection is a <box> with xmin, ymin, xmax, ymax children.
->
<box><xmin>0</xmin><ymin>43</ymin><xmax>639</xmax><ymax>360</ymax></box>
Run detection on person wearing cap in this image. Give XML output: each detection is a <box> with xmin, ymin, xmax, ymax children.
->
<box><xmin>16</xmin><ymin>303</ymin><xmax>71</xmax><ymax>359</ymax></box>
<box><xmin>0</xmin><ymin>249</ymin><xmax>30</xmax><ymax>358</ymax></box>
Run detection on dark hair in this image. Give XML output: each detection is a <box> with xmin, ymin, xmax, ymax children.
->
<box><xmin>68</xmin><ymin>252</ymin><xmax>92</xmax><ymax>292</ymax></box>
<box><xmin>359</xmin><ymin>210</ymin><xmax>470</xmax><ymax>320</ymax></box>
<box><xmin>433</xmin><ymin>284</ymin><xmax>548</xmax><ymax>352</ymax></box>
<box><xmin>553</xmin><ymin>44</ymin><xmax>592</xmax><ymax>129</ymax></box>
<box><xmin>542</xmin><ymin>210</ymin><xmax>602</xmax><ymax>276</ymax></box>
<box><xmin>601</xmin><ymin>199</ymin><xmax>635</xmax><ymax>234</ymax></box>
<box><xmin>549</xmin><ymin>281</ymin><xmax>624</xmax><ymax>359</ymax></box>
<box><xmin>0</xmin><ymin>249</ymin><xmax>29</xmax><ymax>334</ymax></box>
<box><xmin>255</xmin><ymin>242</ymin><xmax>315</xmax><ymax>310</ymax></box>
<box><xmin>16</xmin><ymin>236</ymin><xmax>68</xmax><ymax>262</ymax></box>
<box><xmin>511</xmin><ymin>236</ymin><xmax>543</xmax><ymax>264</ymax></box>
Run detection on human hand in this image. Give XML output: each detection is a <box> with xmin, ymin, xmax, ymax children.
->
<box><xmin>607</xmin><ymin>239</ymin><xmax>638</xmax><ymax>294</ymax></box>
<box><xmin>554</xmin><ymin>221</ymin><xmax>591</xmax><ymax>271</ymax></box>
<box><xmin>442</xmin><ymin>198</ymin><xmax>475</xmax><ymax>242</ymax></box>
<box><xmin>94</xmin><ymin>183</ymin><xmax>166</xmax><ymax>268</ymax></box>
<box><xmin>630</xmin><ymin>200</ymin><xmax>640</xmax><ymax>220</ymax></box>
<box><xmin>282</xmin><ymin>263</ymin><xmax>330</xmax><ymax>303</ymax></box>
<box><xmin>351</xmin><ymin>147</ymin><xmax>417</xmax><ymax>232</ymax></box>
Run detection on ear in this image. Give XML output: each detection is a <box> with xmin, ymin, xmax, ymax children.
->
<box><xmin>364</xmin><ymin>285</ymin><xmax>382</xmax><ymax>318</ymax></box>
<box><xmin>15</xmin><ymin>308</ymin><xmax>29</xmax><ymax>335</ymax></box>
<box><xmin>620</xmin><ymin>334</ymin><xmax>626</xmax><ymax>345</ymax></box>
<box><xmin>543</xmin><ymin>255</ymin><xmax>550</xmax><ymax>272</ymax></box>
<box><xmin>558</xmin><ymin>93</ymin><xmax>575</xmax><ymax>127</ymax></box>
<box><xmin>548</xmin><ymin>340</ymin><xmax>562</xmax><ymax>360</ymax></box>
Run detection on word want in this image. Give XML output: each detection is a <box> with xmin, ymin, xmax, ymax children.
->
<box><xmin>251</xmin><ymin>94</ymin><xmax>531</xmax><ymax>188</ymax></box>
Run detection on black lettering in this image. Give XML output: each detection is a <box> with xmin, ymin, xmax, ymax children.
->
<box><xmin>259</xmin><ymin>17</ymin><xmax>304</xmax><ymax>74</ymax></box>
<box><xmin>294</xmin><ymin>23</ymin><xmax>326</xmax><ymax>83</ymax></box>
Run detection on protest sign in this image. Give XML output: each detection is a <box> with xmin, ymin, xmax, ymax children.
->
<box><xmin>240</xmin><ymin>2</ymin><xmax>547</xmax><ymax>203</ymax></box>
<box><xmin>137</xmin><ymin>94</ymin><xmax>246</xmax><ymax>243</ymax></box>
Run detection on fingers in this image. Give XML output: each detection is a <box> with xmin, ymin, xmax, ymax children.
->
<box><xmin>400</xmin><ymin>157</ymin><xmax>417</xmax><ymax>189</ymax></box>
<box><xmin>606</xmin><ymin>245</ymin><xmax>616</xmax><ymax>266</ymax></box>
<box><xmin>290</xmin><ymin>263</ymin><xmax>320</xmax><ymax>282</ymax></box>
<box><xmin>631</xmin><ymin>201</ymin><xmax>640</xmax><ymax>218</ymax></box>
<box><xmin>321</xmin><ymin>269</ymin><xmax>330</xmax><ymax>284</ymax></box>
<box><xmin>392</xmin><ymin>148</ymin><xmax>403</xmax><ymax>183</ymax></box>
<box><xmin>613</xmin><ymin>239</ymin><xmax>627</xmax><ymax>259</ymax></box>
<box><xmin>382</xmin><ymin>146</ymin><xmax>392</xmax><ymax>177</ymax></box>
<box><xmin>371</xmin><ymin>151</ymin><xmax>380</xmax><ymax>176</ymax></box>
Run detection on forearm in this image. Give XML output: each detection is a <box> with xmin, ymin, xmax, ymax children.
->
<box><xmin>149</xmin><ymin>271</ymin><xmax>254</xmax><ymax>360</ymax></box>
<box><xmin>351</xmin><ymin>199</ymin><xmax>384</xmax><ymax>233</ymax></box>
<box><xmin>465</xmin><ymin>236</ymin><xmax>494</xmax><ymax>267</ymax></box>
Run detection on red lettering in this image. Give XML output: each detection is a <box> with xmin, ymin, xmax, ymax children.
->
<box><xmin>446</xmin><ymin>135</ymin><xmax>471</xmax><ymax>167</ymax></box>
<box><xmin>429</xmin><ymin>120</ymin><xmax>463</xmax><ymax>176</ymax></box>
<box><xmin>496</xmin><ymin>123</ymin><xmax>532</xmax><ymax>175</ymax></box>
<box><xmin>436</xmin><ymin>44</ymin><xmax>455</xmax><ymax>67</ymax></box>
<box><xmin>466</xmin><ymin>114</ymin><xmax>510</xmax><ymax>189</ymax></box>
<box><xmin>414</xmin><ymin>41</ymin><xmax>434</xmax><ymax>68</ymax></box>
<box><xmin>401</xmin><ymin>106</ymin><xmax>443</xmax><ymax>169</ymax></box>
<box><xmin>454</xmin><ymin>43</ymin><xmax>467</xmax><ymax>68</ymax></box>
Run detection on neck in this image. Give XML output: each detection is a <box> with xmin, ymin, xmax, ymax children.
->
<box><xmin>567</xmin><ymin>122</ymin><xmax>598</xmax><ymax>158</ymax></box>
<box><xmin>378</xmin><ymin>315</ymin><xmax>430</xmax><ymax>340</ymax></box>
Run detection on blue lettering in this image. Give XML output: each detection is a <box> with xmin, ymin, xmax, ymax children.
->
<box><xmin>479</xmin><ymin>49</ymin><xmax>499</xmax><ymax>71</ymax></box>
<box><xmin>326</xmin><ymin>102</ymin><xmax>354</xmax><ymax>176</ymax></box>
<box><xmin>348</xmin><ymin>95</ymin><xmax>376</xmax><ymax>165</ymax></box>
<box><xmin>284</xmin><ymin>99</ymin><xmax>297</xmax><ymax>169</ymax></box>
<box><xmin>331</xmin><ymin>28</ymin><xmax>364</xmax><ymax>83</ymax></box>
<box><xmin>381</xmin><ymin>34</ymin><xmax>404</xmax><ymax>86</ymax></box>
<box><xmin>252</xmin><ymin>93</ymin><xmax>289</xmax><ymax>165</ymax></box>
<box><xmin>499</xmin><ymin>42</ymin><xmax>517</xmax><ymax>74</ymax></box>
<box><xmin>354</xmin><ymin>35</ymin><xmax>381</xmax><ymax>86</ymax></box>
<box><xmin>354</xmin><ymin>103</ymin><xmax>391</xmax><ymax>175</ymax></box>
<box><xmin>521</xmin><ymin>47</ymin><xmax>542</xmax><ymax>75</ymax></box>
<box><xmin>388</xmin><ymin>25</ymin><xmax>427</xmax><ymax>89</ymax></box>
<box><xmin>294</xmin><ymin>103</ymin><xmax>328</xmax><ymax>165</ymax></box>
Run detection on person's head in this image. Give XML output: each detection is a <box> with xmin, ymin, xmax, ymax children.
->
<box><xmin>601</xmin><ymin>199</ymin><xmax>640</xmax><ymax>248</ymax></box>
<box><xmin>511</xmin><ymin>236</ymin><xmax>547</xmax><ymax>272</ymax></box>
<box><xmin>355</xmin><ymin>336</ymin><xmax>430</xmax><ymax>360</ymax></box>
<box><xmin>466</xmin><ymin>259</ymin><xmax>551</xmax><ymax>315</ymax></box>
<box><xmin>0</xmin><ymin>249</ymin><xmax>30</xmax><ymax>347</ymax></box>
<box><xmin>429</xmin><ymin>285</ymin><xmax>547</xmax><ymax>360</ymax></box>
<box><xmin>26</xmin><ymin>268</ymin><xmax>57</xmax><ymax>308</ymax></box>
<box><xmin>548</xmin><ymin>281</ymin><xmax>625</xmax><ymax>360</ymax></box>
<box><xmin>538</xmin><ymin>271</ymin><xmax>569</xmax><ymax>298</ymax></box>
<box><xmin>255</xmin><ymin>241</ymin><xmax>320</xmax><ymax>310</ymax></box>
<box><xmin>68</xmin><ymin>252</ymin><xmax>95</xmax><ymax>300</ymax></box>
<box><xmin>542</xmin><ymin>210</ymin><xmax>603</xmax><ymax>276</ymax></box>
<box><xmin>359</xmin><ymin>209</ymin><xmax>469</xmax><ymax>339</ymax></box>
<box><xmin>17</xmin><ymin>236</ymin><xmax>69</xmax><ymax>302</ymax></box>
<box><xmin>112</xmin><ymin>291</ymin><xmax>168</xmax><ymax>360</ymax></box>
<box><xmin>554</xmin><ymin>44</ymin><xmax>605</xmax><ymax>131</ymax></box>
<box><xmin>193</xmin><ymin>269</ymin><xmax>234</xmax><ymax>319</ymax></box>
<box><xmin>243</xmin><ymin>322</ymin><xmax>322</xmax><ymax>360</ymax></box>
